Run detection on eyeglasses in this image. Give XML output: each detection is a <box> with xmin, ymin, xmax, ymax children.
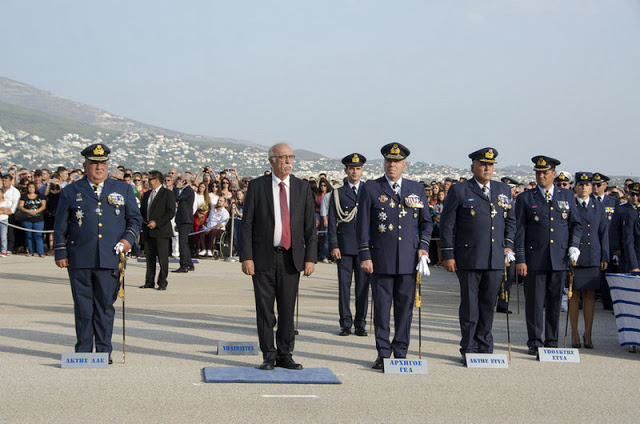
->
<box><xmin>593</xmin><ymin>183</ymin><xmax>603</xmax><ymax>188</ymax></box>
<box><xmin>556</xmin><ymin>182</ymin><xmax>570</xmax><ymax>188</ymax></box>
<box><xmin>164</xmin><ymin>179</ymin><xmax>172</xmax><ymax>182</ymax></box>
<box><xmin>134</xmin><ymin>179</ymin><xmax>141</xmax><ymax>182</ymax></box>
<box><xmin>270</xmin><ymin>154</ymin><xmax>295</xmax><ymax>161</ymax></box>
<box><xmin>222</xmin><ymin>181</ymin><xmax>230</xmax><ymax>184</ymax></box>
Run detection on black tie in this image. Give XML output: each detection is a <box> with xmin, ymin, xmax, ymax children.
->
<box><xmin>482</xmin><ymin>185</ymin><xmax>489</xmax><ymax>199</ymax></box>
<box><xmin>352</xmin><ymin>186</ymin><xmax>357</xmax><ymax>197</ymax></box>
<box><xmin>392</xmin><ymin>183</ymin><xmax>400</xmax><ymax>197</ymax></box>
<box><xmin>545</xmin><ymin>191</ymin><xmax>552</xmax><ymax>206</ymax></box>
<box><xmin>93</xmin><ymin>184</ymin><xmax>100</xmax><ymax>197</ymax></box>
<box><xmin>582</xmin><ymin>201</ymin><xmax>587</xmax><ymax>210</ymax></box>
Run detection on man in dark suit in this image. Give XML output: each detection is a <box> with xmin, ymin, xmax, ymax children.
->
<box><xmin>356</xmin><ymin>143</ymin><xmax>432</xmax><ymax>371</ymax></box>
<box><xmin>240</xmin><ymin>143</ymin><xmax>317</xmax><ymax>370</ymax></box>
<box><xmin>440</xmin><ymin>148</ymin><xmax>516</xmax><ymax>364</ymax></box>
<box><xmin>328</xmin><ymin>153</ymin><xmax>370</xmax><ymax>337</ymax></box>
<box><xmin>515</xmin><ymin>155</ymin><xmax>583</xmax><ymax>355</ymax></box>
<box><xmin>54</xmin><ymin>143</ymin><xmax>142</xmax><ymax>363</ymax></box>
<box><xmin>140</xmin><ymin>170</ymin><xmax>176</xmax><ymax>290</ymax></box>
<box><xmin>172</xmin><ymin>173</ymin><xmax>195</xmax><ymax>273</ymax></box>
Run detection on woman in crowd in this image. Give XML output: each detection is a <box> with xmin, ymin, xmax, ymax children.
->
<box><xmin>17</xmin><ymin>181</ymin><xmax>47</xmax><ymax>257</ymax></box>
<box><xmin>195</xmin><ymin>182</ymin><xmax>212</xmax><ymax>212</ymax></box>
<box><xmin>194</xmin><ymin>204</ymin><xmax>210</xmax><ymax>258</ymax></box>
<box><xmin>317</xmin><ymin>178</ymin><xmax>332</xmax><ymax>263</ymax></box>
<box><xmin>231</xmin><ymin>189</ymin><xmax>245</xmax><ymax>257</ymax></box>
<box><xmin>570</xmin><ymin>173</ymin><xmax>609</xmax><ymax>349</ymax></box>
<box><xmin>44</xmin><ymin>174</ymin><xmax>62</xmax><ymax>252</ymax></box>
<box><xmin>220</xmin><ymin>178</ymin><xmax>233</xmax><ymax>202</ymax></box>
<box><xmin>430</xmin><ymin>189</ymin><xmax>446</xmax><ymax>265</ymax></box>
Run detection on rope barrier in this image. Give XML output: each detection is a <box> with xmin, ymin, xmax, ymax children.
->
<box><xmin>3</xmin><ymin>222</ymin><xmax>55</xmax><ymax>233</ymax></box>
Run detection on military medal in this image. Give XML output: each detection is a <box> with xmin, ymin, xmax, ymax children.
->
<box><xmin>490</xmin><ymin>204</ymin><xmax>497</xmax><ymax>218</ymax></box>
<box><xmin>95</xmin><ymin>207</ymin><xmax>102</xmax><ymax>214</ymax></box>
<box><xmin>378</xmin><ymin>211</ymin><xmax>387</xmax><ymax>221</ymax></box>
<box><xmin>388</xmin><ymin>224</ymin><xmax>394</xmax><ymax>231</ymax></box>
<box><xmin>562</xmin><ymin>212</ymin><xmax>568</xmax><ymax>220</ymax></box>
<box><xmin>404</xmin><ymin>194</ymin><xmax>424</xmax><ymax>208</ymax></box>
<box><xmin>534</xmin><ymin>215</ymin><xmax>539</xmax><ymax>222</ymax></box>
<box><xmin>75</xmin><ymin>209</ymin><xmax>84</xmax><ymax>227</ymax></box>
<box><xmin>470</xmin><ymin>208</ymin><xmax>476</xmax><ymax>217</ymax></box>
<box><xmin>399</xmin><ymin>208</ymin><xmax>407</xmax><ymax>217</ymax></box>
<box><xmin>378</xmin><ymin>224</ymin><xmax>386</xmax><ymax>233</ymax></box>
<box><xmin>115</xmin><ymin>208</ymin><xmax>121</xmax><ymax>216</ymax></box>
<box><xmin>378</xmin><ymin>195</ymin><xmax>388</xmax><ymax>203</ymax></box>
<box><xmin>504</xmin><ymin>211</ymin><xmax>508</xmax><ymax>219</ymax></box>
<box><xmin>389</xmin><ymin>199</ymin><xmax>396</xmax><ymax>209</ymax></box>
<box><xmin>76</xmin><ymin>193</ymin><xmax>83</xmax><ymax>202</ymax></box>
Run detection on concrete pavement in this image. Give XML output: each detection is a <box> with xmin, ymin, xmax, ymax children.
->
<box><xmin>1</xmin><ymin>254</ymin><xmax>638</xmax><ymax>423</ymax></box>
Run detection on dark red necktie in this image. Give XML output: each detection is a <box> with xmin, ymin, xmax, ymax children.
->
<box><xmin>279</xmin><ymin>182</ymin><xmax>291</xmax><ymax>249</ymax></box>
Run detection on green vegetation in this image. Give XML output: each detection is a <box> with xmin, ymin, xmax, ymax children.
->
<box><xmin>0</xmin><ymin>101</ymin><xmax>119</xmax><ymax>141</ymax></box>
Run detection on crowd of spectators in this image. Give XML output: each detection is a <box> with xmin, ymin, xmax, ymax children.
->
<box><xmin>0</xmin><ymin>162</ymin><xmax>632</xmax><ymax>264</ymax></box>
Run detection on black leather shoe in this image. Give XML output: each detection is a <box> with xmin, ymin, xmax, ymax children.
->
<box><xmin>139</xmin><ymin>284</ymin><xmax>155</xmax><ymax>289</ymax></box>
<box><xmin>527</xmin><ymin>346</ymin><xmax>538</xmax><ymax>356</ymax></box>
<box><xmin>187</xmin><ymin>264</ymin><xmax>195</xmax><ymax>271</ymax></box>
<box><xmin>354</xmin><ymin>328</ymin><xmax>367</xmax><ymax>337</ymax></box>
<box><xmin>108</xmin><ymin>358</ymin><xmax>113</xmax><ymax>365</ymax></box>
<box><xmin>496</xmin><ymin>307</ymin><xmax>512</xmax><ymax>314</ymax></box>
<box><xmin>339</xmin><ymin>327</ymin><xmax>351</xmax><ymax>336</ymax></box>
<box><xmin>259</xmin><ymin>359</ymin><xmax>275</xmax><ymax>370</ymax></box>
<box><xmin>372</xmin><ymin>357</ymin><xmax>385</xmax><ymax>371</ymax></box>
<box><xmin>172</xmin><ymin>267</ymin><xmax>188</xmax><ymax>273</ymax></box>
<box><xmin>276</xmin><ymin>357</ymin><xmax>303</xmax><ymax>370</ymax></box>
<box><xmin>460</xmin><ymin>355</ymin><xmax>467</xmax><ymax>366</ymax></box>
<box><xmin>156</xmin><ymin>285</ymin><xmax>167</xmax><ymax>291</ymax></box>
<box><xmin>572</xmin><ymin>343</ymin><xmax>581</xmax><ymax>349</ymax></box>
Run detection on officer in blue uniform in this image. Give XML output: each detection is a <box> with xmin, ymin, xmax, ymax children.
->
<box><xmin>498</xmin><ymin>176</ymin><xmax>521</xmax><ymax>313</ymax></box>
<box><xmin>610</xmin><ymin>184</ymin><xmax>637</xmax><ymax>272</ymax></box>
<box><xmin>569</xmin><ymin>172</ymin><xmax>609</xmax><ymax>348</ymax></box>
<box><xmin>54</xmin><ymin>144</ymin><xmax>142</xmax><ymax>362</ymax></box>
<box><xmin>356</xmin><ymin>143</ymin><xmax>432</xmax><ymax>370</ymax></box>
<box><xmin>622</xmin><ymin>183</ymin><xmax>640</xmax><ymax>273</ymax></box>
<box><xmin>328</xmin><ymin>153</ymin><xmax>370</xmax><ymax>336</ymax></box>
<box><xmin>440</xmin><ymin>148</ymin><xmax>516</xmax><ymax>364</ymax></box>
<box><xmin>515</xmin><ymin>155</ymin><xmax>582</xmax><ymax>355</ymax></box>
<box><xmin>591</xmin><ymin>172</ymin><xmax>618</xmax><ymax>309</ymax></box>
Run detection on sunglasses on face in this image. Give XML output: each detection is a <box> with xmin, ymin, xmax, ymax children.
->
<box><xmin>593</xmin><ymin>183</ymin><xmax>603</xmax><ymax>188</ymax></box>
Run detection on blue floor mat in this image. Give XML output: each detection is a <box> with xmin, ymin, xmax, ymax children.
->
<box><xmin>202</xmin><ymin>367</ymin><xmax>341</xmax><ymax>384</ymax></box>
<box><xmin>136</xmin><ymin>258</ymin><xmax>199</xmax><ymax>264</ymax></box>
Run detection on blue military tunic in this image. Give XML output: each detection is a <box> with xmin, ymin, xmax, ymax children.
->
<box><xmin>54</xmin><ymin>177</ymin><xmax>142</xmax><ymax>354</ymax></box>
<box><xmin>574</xmin><ymin>196</ymin><xmax>609</xmax><ymax>267</ymax></box>
<box><xmin>357</xmin><ymin>177</ymin><xmax>432</xmax><ymax>274</ymax></box>
<box><xmin>54</xmin><ymin>177</ymin><xmax>141</xmax><ymax>267</ymax></box>
<box><xmin>440</xmin><ymin>179</ymin><xmax>516</xmax><ymax>270</ymax></box>
<box><xmin>623</xmin><ymin>207</ymin><xmax>640</xmax><ymax>271</ymax></box>
<box><xmin>515</xmin><ymin>186</ymin><xmax>582</xmax><ymax>271</ymax></box>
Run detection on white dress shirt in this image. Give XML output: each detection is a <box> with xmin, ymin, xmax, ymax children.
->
<box><xmin>271</xmin><ymin>173</ymin><xmax>290</xmax><ymax>247</ymax></box>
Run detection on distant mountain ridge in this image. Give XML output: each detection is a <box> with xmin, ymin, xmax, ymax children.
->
<box><xmin>0</xmin><ymin>75</ymin><xmax>259</xmax><ymax>148</ymax></box>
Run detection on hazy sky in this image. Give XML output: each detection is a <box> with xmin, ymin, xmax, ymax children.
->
<box><xmin>1</xmin><ymin>1</ymin><xmax>639</xmax><ymax>175</ymax></box>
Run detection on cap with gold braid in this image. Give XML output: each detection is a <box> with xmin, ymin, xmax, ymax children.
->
<box><xmin>531</xmin><ymin>155</ymin><xmax>561</xmax><ymax>172</ymax></box>
<box><xmin>380</xmin><ymin>142</ymin><xmax>410</xmax><ymax>160</ymax></box>
<box><xmin>81</xmin><ymin>143</ymin><xmax>111</xmax><ymax>162</ymax></box>
<box><xmin>629</xmin><ymin>182</ymin><xmax>640</xmax><ymax>195</ymax></box>
<box><xmin>341</xmin><ymin>153</ymin><xmax>367</xmax><ymax>167</ymax></box>
<box><xmin>468</xmin><ymin>147</ymin><xmax>498</xmax><ymax>164</ymax></box>
<box><xmin>554</xmin><ymin>171</ymin><xmax>572</xmax><ymax>183</ymax></box>
<box><xmin>574</xmin><ymin>172</ymin><xmax>593</xmax><ymax>184</ymax></box>
<box><xmin>592</xmin><ymin>172</ymin><xmax>610</xmax><ymax>184</ymax></box>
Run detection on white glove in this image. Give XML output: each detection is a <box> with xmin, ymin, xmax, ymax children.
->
<box><xmin>505</xmin><ymin>250</ymin><xmax>516</xmax><ymax>264</ymax></box>
<box><xmin>114</xmin><ymin>242</ymin><xmax>125</xmax><ymax>255</ymax></box>
<box><xmin>568</xmin><ymin>247</ymin><xmax>580</xmax><ymax>263</ymax></box>
<box><xmin>612</xmin><ymin>255</ymin><xmax>619</xmax><ymax>262</ymax></box>
<box><xmin>416</xmin><ymin>255</ymin><xmax>431</xmax><ymax>276</ymax></box>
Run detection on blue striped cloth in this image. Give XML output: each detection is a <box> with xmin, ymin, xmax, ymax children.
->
<box><xmin>606</xmin><ymin>273</ymin><xmax>640</xmax><ymax>347</ymax></box>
